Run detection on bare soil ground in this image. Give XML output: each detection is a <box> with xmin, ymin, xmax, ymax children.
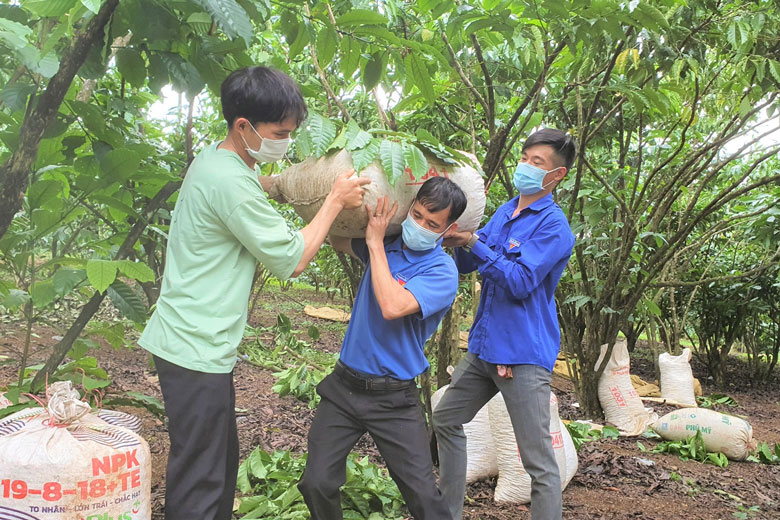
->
<box><xmin>2</xmin><ymin>285</ymin><xmax>779</xmax><ymax>519</ymax></box>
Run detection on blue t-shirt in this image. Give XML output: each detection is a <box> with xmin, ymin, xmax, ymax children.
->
<box><xmin>339</xmin><ymin>236</ymin><xmax>458</xmax><ymax>380</ymax></box>
<box><xmin>454</xmin><ymin>193</ymin><xmax>575</xmax><ymax>371</ymax></box>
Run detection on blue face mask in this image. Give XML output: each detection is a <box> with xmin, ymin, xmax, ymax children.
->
<box><xmin>512</xmin><ymin>162</ymin><xmax>557</xmax><ymax>195</ymax></box>
<box><xmin>401</xmin><ymin>213</ymin><xmax>449</xmax><ymax>251</ymax></box>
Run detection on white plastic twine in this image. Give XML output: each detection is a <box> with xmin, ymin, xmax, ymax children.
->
<box><xmin>46</xmin><ymin>381</ymin><xmax>91</xmax><ymax>424</ymax></box>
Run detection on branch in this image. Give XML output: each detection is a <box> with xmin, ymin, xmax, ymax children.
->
<box><xmin>30</xmin><ymin>178</ymin><xmax>182</xmax><ymax>391</ymax></box>
<box><xmin>440</xmin><ymin>30</ymin><xmax>489</xmax><ymax>116</ymax></box>
<box><xmin>0</xmin><ymin>0</ymin><xmax>120</xmax><ymax>240</ymax></box>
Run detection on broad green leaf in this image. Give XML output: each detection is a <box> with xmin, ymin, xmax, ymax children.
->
<box><xmin>192</xmin><ymin>0</ymin><xmax>252</xmax><ymax>46</ymax></box>
<box><xmin>98</xmin><ymin>148</ymin><xmax>142</xmax><ymax>183</ymax></box>
<box><xmin>160</xmin><ymin>52</ymin><xmax>205</xmax><ymax>97</ymax></box>
<box><xmin>405</xmin><ymin>54</ymin><xmax>435</xmax><ymax>104</ymax></box>
<box><xmin>86</xmin><ymin>259</ymin><xmax>117</xmax><ymax>293</ymax></box>
<box><xmin>0</xmin><ymin>289</ymin><xmax>30</xmax><ymax>310</ymax></box>
<box><xmin>107</xmin><ymin>280</ymin><xmax>147</xmax><ymax>322</ymax></box>
<box><xmin>403</xmin><ymin>143</ymin><xmax>428</xmax><ymax>181</ymax></box>
<box><xmin>306</xmin><ymin>113</ymin><xmax>338</xmax><ymax>157</ymax></box>
<box><xmin>336</xmin><ymin>9</ymin><xmax>387</xmax><ymax>26</ymax></box>
<box><xmin>362</xmin><ymin>52</ymin><xmax>384</xmax><ymax>91</ymax></box>
<box><xmin>0</xmin><ymin>83</ymin><xmax>35</xmax><ymax>113</ymax></box>
<box><xmin>345</xmin><ymin>122</ymin><xmax>372</xmax><ymax>152</ymax></box>
<box><xmin>768</xmin><ymin>60</ymin><xmax>780</xmax><ymax>83</ymax></box>
<box><xmin>379</xmin><ymin>140</ymin><xmax>405</xmax><ymax>186</ymax></box>
<box><xmin>31</xmin><ymin>208</ymin><xmax>62</xmax><ymax>235</ymax></box>
<box><xmin>287</xmin><ymin>19</ymin><xmax>310</xmax><ymax>60</ymax></box>
<box><xmin>30</xmin><ymin>280</ymin><xmax>56</xmax><ymax>308</ymax></box>
<box><xmin>53</xmin><ymin>268</ymin><xmax>84</xmax><ymax>296</ymax></box>
<box><xmin>27</xmin><ymin>179</ymin><xmax>63</xmax><ymax>209</ymax></box>
<box><xmin>116</xmin><ymin>48</ymin><xmax>146</xmax><ymax>88</ymax></box>
<box><xmin>80</xmin><ymin>0</ymin><xmax>102</xmax><ymax>13</ymax></box>
<box><xmin>339</xmin><ymin>37</ymin><xmax>361</xmax><ymax>79</ymax></box>
<box><xmin>316</xmin><ymin>26</ymin><xmax>338</xmax><ymax>68</ymax></box>
<box><xmin>117</xmin><ymin>260</ymin><xmax>155</xmax><ymax>283</ymax></box>
<box><xmin>350</xmin><ymin>138</ymin><xmax>382</xmax><ymax>173</ymax></box>
<box><xmin>21</xmin><ymin>0</ymin><xmax>77</xmax><ymax>17</ymax></box>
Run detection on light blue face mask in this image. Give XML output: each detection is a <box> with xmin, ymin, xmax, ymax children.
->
<box><xmin>512</xmin><ymin>162</ymin><xmax>557</xmax><ymax>195</ymax></box>
<box><xmin>401</xmin><ymin>213</ymin><xmax>450</xmax><ymax>251</ymax></box>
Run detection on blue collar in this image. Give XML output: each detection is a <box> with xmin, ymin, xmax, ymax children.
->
<box><xmin>506</xmin><ymin>193</ymin><xmax>555</xmax><ymax>219</ymax></box>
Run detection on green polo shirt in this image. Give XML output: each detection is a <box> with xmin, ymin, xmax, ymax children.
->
<box><xmin>139</xmin><ymin>143</ymin><xmax>304</xmax><ymax>373</ymax></box>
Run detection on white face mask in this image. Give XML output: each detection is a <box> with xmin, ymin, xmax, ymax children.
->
<box><xmin>241</xmin><ymin>123</ymin><xmax>291</xmax><ymax>163</ymax></box>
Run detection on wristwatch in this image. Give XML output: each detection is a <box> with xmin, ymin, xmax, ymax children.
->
<box><xmin>463</xmin><ymin>233</ymin><xmax>479</xmax><ymax>252</ymax></box>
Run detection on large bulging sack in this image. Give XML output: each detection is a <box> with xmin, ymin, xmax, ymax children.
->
<box><xmin>489</xmin><ymin>392</ymin><xmax>577</xmax><ymax>504</ymax></box>
<box><xmin>658</xmin><ymin>348</ymin><xmax>697</xmax><ymax>406</ymax></box>
<box><xmin>0</xmin><ymin>382</ymin><xmax>151</xmax><ymax>519</ymax></box>
<box><xmin>272</xmin><ymin>149</ymin><xmax>486</xmax><ymax>238</ymax></box>
<box><xmin>596</xmin><ymin>341</ymin><xmax>657</xmax><ymax>436</ymax></box>
<box><xmin>431</xmin><ymin>385</ymin><xmax>499</xmax><ymax>483</ymax></box>
<box><xmin>651</xmin><ymin>408</ymin><xmax>756</xmax><ymax>461</ymax></box>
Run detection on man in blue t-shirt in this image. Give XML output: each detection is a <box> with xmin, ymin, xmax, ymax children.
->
<box><xmin>299</xmin><ymin>177</ymin><xmax>467</xmax><ymax>520</ymax></box>
<box><xmin>433</xmin><ymin>129</ymin><xmax>577</xmax><ymax>520</ymax></box>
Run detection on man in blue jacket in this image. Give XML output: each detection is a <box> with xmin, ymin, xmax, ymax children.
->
<box><xmin>299</xmin><ymin>177</ymin><xmax>467</xmax><ymax>520</ymax></box>
<box><xmin>432</xmin><ymin>129</ymin><xmax>577</xmax><ymax>520</ymax></box>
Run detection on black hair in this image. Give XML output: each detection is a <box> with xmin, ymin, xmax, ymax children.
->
<box><xmin>415</xmin><ymin>177</ymin><xmax>468</xmax><ymax>224</ymax></box>
<box><xmin>220</xmin><ymin>66</ymin><xmax>308</xmax><ymax>128</ymax></box>
<box><xmin>521</xmin><ymin>128</ymin><xmax>578</xmax><ymax>171</ymax></box>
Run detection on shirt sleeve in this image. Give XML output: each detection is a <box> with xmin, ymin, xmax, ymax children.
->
<box><xmin>470</xmin><ymin>216</ymin><xmax>574</xmax><ymax>300</ymax></box>
<box><xmin>224</xmin><ymin>197</ymin><xmax>304</xmax><ymax>280</ymax></box>
<box><xmin>402</xmin><ymin>258</ymin><xmax>459</xmax><ymax>319</ymax></box>
<box><xmin>454</xmin><ymin>229</ymin><xmax>488</xmax><ymax>274</ymax></box>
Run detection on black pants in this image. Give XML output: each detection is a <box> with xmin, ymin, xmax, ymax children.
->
<box><xmin>298</xmin><ymin>371</ymin><xmax>451</xmax><ymax>520</ymax></box>
<box><xmin>154</xmin><ymin>355</ymin><xmax>239</xmax><ymax>520</ymax></box>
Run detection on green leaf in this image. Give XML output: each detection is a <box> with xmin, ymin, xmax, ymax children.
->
<box><xmin>336</xmin><ymin>9</ymin><xmax>388</xmax><ymax>26</ymax></box>
<box><xmin>379</xmin><ymin>140</ymin><xmax>405</xmax><ymax>186</ymax></box>
<box><xmin>160</xmin><ymin>52</ymin><xmax>205</xmax><ymax>98</ymax></box>
<box><xmin>362</xmin><ymin>52</ymin><xmax>385</xmax><ymax>91</ymax></box>
<box><xmin>306</xmin><ymin>113</ymin><xmax>338</xmax><ymax>157</ymax></box>
<box><xmin>103</xmin><ymin>391</ymin><xmax>166</xmax><ymax>420</ymax></box>
<box><xmin>0</xmin><ymin>83</ymin><xmax>35</xmax><ymax>113</ymax></box>
<box><xmin>0</xmin><ymin>289</ymin><xmax>30</xmax><ymax>310</ymax></box>
<box><xmin>350</xmin><ymin>138</ymin><xmax>382</xmax><ymax>173</ymax></box>
<box><xmin>86</xmin><ymin>259</ymin><xmax>117</xmax><ymax>293</ymax></box>
<box><xmin>107</xmin><ymin>280</ymin><xmax>147</xmax><ymax>322</ymax></box>
<box><xmin>768</xmin><ymin>60</ymin><xmax>780</xmax><ymax>83</ymax></box>
<box><xmin>98</xmin><ymin>148</ymin><xmax>142</xmax><ymax>183</ymax></box>
<box><xmin>30</xmin><ymin>279</ymin><xmax>56</xmax><ymax>307</ymax></box>
<box><xmin>27</xmin><ymin>179</ymin><xmax>63</xmax><ymax>209</ymax></box>
<box><xmin>116</xmin><ymin>260</ymin><xmax>155</xmax><ymax>283</ymax></box>
<box><xmin>339</xmin><ymin>37</ymin><xmax>361</xmax><ymax>79</ymax></box>
<box><xmin>80</xmin><ymin>0</ymin><xmax>102</xmax><ymax>13</ymax></box>
<box><xmin>345</xmin><ymin>121</ymin><xmax>372</xmax><ymax>152</ymax></box>
<box><xmin>115</xmin><ymin>48</ymin><xmax>146</xmax><ymax>88</ymax></box>
<box><xmin>403</xmin><ymin>143</ymin><xmax>428</xmax><ymax>181</ymax></box>
<box><xmin>405</xmin><ymin>54</ymin><xmax>435</xmax><ymax>104</ymax></box>
<box><xmin>192</xmin><ymin>0</ymin><xmax>252</xmax><ymax>46</ymax></box>
<box><xmin>316</xmin><ymin>26</ymin><xmax>339</xmax><ymax>67</ymax></box>
<box><xmin>307</xmin><ymin>325</ymin><xmax>320</xmax><ymax>340</ymax></box>
<box><xmin>21</xmin><ymin>0</ymin><xmax>77</xmax><ymax>17</ymax></box>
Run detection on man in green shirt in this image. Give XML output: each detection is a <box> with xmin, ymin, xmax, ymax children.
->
<box><xmin>139</xmin><ymin>66</ymin><xmax>369</xmax><ymax>520</ymax></box>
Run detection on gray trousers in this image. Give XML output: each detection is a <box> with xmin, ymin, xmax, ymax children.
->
<box><xmin>432</xmin><ymin>352</ymin><xmax>562</xmax><ymax>520</ymax></box>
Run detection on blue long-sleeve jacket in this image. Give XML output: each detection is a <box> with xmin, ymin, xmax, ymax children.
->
<box><xmin>456</xmin><ymin>193</ymin><xmax>575</xmax><ymax>371</ymax></box>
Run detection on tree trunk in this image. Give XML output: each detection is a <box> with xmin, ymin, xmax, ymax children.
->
<box><xmin>0</xmin><ymin>0</ymin><xmax>120</xmax><ymax>240</ymax></box>
<box><xmin>436</xmin><ymin>295</ymin><xmax>463</xmax><ymax>389</ymax></box>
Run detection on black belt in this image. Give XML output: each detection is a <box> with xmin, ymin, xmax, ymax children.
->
<box><xmin>334</xmin><ymin>361</ymin><xmax>416</xmax><ymax>391</ymax></box>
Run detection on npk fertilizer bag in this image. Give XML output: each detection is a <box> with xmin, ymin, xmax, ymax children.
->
<box><xmin>658</xmin><ymin>348</ymin><xmax>697</xmax><ymax>406</ymax></box>
<box><xmin>651</xmin><ymin>408</ymin><xmax>756</xmax><ymax>461</ymax></box>
<box><xmin>0</xmin><ymin>382</ymin><xmax>151</xmax><ymax>520</ymax></box>
<box><xmin>596</xmin><ymin>341</ymin><xmax>657</xmax><ymax>436</ymax></box>
<box><xmin>489</xmin><ymin>392</ymin><xmax>577</xmax><ymax>504</ymax></box>
<box><xmin>268</xmin><ymin>149</ymin><xmax>486</xmax><ymax>237</ymax></box>
<box><xmin>431</xmin><ymin>385</ymin><xmax>500</xmax><ymax>483</ymax></box>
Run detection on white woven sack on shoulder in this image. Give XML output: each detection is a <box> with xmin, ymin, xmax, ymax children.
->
<box><xmin>596</xmin><ymin>341</ymin><xmax>657</xmax><ymax>435</ymax></box>
<box><xmin>0</xmin><ymin>382</ymin><xmax>152</xmax><ymax>519</ymax></box>
<box><xmin>490</xmin><ymin>392</ymin><xmax>569</xmax><ymax>504</ymax></box>
<box><xmin>432</xmin><ymin>385</ymin><xmax>499</xmax><ymax>483</ymax></box>
<box><xmin>659</xmin><ymin>348</ymin><xmax>697</xmax><ymax>406</ymax></box>
<box><xmin>275</xmin><ymin>149</ymin><xmax>486</xmax><ymax>237</ymax></box>
<box><xmin>651</xmin><ymin>408</ymin><xmax>756</xmax><ymax>461</ymax></box>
